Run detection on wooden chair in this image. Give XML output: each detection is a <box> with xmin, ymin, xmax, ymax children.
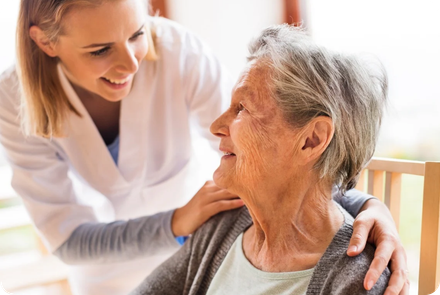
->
<box><xmin>355</xmin><ymin>158</ymin><xmax>440</xmax><ymax>295</ymax></box>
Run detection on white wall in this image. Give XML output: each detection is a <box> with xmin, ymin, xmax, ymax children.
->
<box><xmin>308</xmin><ymin>0</ymin><xmax>440</xmax><ymax>160</ymax></box>
<box><xmin>167</xmin><ymin>0</ymin><xmax>284</xmax><ymax>80</ymax></box>
<box><xmin>0</xmin><ymin>1</ymin><xmax>20</xmax><ymax>166</ymax></box>
<box><xmin>0</xmin><ymin>1</ymin><xmax>19</xmax><ymax>75</ymax></box>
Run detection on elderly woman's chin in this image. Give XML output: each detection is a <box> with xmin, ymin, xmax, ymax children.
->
<box><xmin>212</xmin><ymin>164</ymin><xmax>234</xmax><ymax>191</ymax></box>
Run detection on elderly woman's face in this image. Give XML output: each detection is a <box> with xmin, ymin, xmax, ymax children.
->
<box><xmin>210</xmin><ymin>63</ymin><xmax>300</xmax><ymax>193</ymax></box>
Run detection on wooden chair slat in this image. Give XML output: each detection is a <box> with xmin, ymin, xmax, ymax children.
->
<box><xmin>368</xmin><ymin>158</ymin><xmax>425</xmax><ymax>176</ymax></box>
<box><xmin>367</xmin><ymin>170</ymin><xmax>374</xmax><ymax>195</ymax></box>
<box><xmin>419</xmin><ymin>161</ymin><xmax>440</xmax><ymax>295</ymax></box>
<box><xmin>356</xmin><ymin>169</ymin><xmax>366</xmax><ymax>191</ymax></box>
<box><xmin>361</xmin><ymin>158</ymin><xmax>440</xmax><ymax>294</ymax></box>
<box><xmin>385</xmin><ymin>172</ymin><xmax>402</xmax><ymax>231</ymax></box>
<box><xmin>368</xmin><ymin>170</ymin><xmax>385</xmax><ymax>202</ymax></box>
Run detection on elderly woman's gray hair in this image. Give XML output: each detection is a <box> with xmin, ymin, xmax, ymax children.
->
<box><xmin>248</xmin><ymin>24</ymin><xmax>387</xmax><ymax>193</ymax></box>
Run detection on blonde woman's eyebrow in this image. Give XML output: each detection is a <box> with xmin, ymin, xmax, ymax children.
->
<box><xmin>81</xmin><ymin>24</ymin><xmax>145</xmax><ymax>49</ymax></box>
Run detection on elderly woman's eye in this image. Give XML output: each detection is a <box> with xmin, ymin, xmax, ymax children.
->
<box><xmin>237</xmin><ymin>103</ymin><xmax>246</xmax><ymax>114</ymax></box>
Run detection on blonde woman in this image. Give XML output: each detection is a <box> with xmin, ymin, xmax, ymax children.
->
<box><xmin>0</xmin><ymin>0</ymin><xmax>408</xmax><ymax>294</ymax></box>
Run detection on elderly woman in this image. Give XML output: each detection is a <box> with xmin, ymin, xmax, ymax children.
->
<box><xmin>131</xmin><ymin>25</ymin><xmax>390</xmax><ymax>294</ymax></box>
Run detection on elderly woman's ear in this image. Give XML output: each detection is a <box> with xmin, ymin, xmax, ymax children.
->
<box><xmin>299</xmin><ymin>116</ymin><xmax>334</xmax><ymax>163</ymax></box>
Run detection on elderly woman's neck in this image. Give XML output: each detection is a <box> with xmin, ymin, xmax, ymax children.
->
<box><xmin>241</xmin><ymin>180</ymin><xmax>344</xmax><ymax>272</ymax></box>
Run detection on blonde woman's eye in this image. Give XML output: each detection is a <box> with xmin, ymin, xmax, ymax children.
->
<box><xmin>130</xmin><ymin>31</ymin><xmax>145</xmax><ymax>41</ymax></box>
<box><xmin>90</xmin><ymin>47</ymin><xmax>110</xmax><ymax>57</ymax></box>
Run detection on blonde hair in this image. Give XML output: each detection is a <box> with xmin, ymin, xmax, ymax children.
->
<box><xmin>16</xmin><ymin>0</ymin><xmax>156</xmax><ymax>137</ymax></box>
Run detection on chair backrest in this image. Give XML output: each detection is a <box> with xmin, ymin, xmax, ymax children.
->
<box><xmin>355</xmin><ymin>158</ymin><xmax>440</xmax><ymax>295</ymax></box>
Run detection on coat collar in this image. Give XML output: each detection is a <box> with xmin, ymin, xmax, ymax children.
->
<box><xmin>56</xmin><ymin>64</ymin><xmax>150</xmax><ymax>194</ymax></box>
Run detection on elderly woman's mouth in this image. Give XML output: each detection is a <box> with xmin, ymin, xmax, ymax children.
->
<box><xmin>220</xmin><ymin>147</ymin><xmax>236</xmax><ymax>157</ymax></box>
<box><xmin>222</xmin><ymin>152</ymin><xmax>236</xmax><ymax>160</ymax></box>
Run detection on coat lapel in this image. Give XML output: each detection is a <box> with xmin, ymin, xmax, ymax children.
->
<box><xmin>56</xmin><ymin>65</ymin><xmax>129</xmax><ymax>195</ymax></box>
<box><xmin>117</xmin><ymin>61</ymin><xmax>153</xmax><ymax>184</ymax></box>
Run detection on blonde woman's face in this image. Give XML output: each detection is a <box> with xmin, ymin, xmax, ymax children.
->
<box><xmin>54</xmin><ymin>0</ymin><xmax>148</xmax><ymax>102</ymax></box>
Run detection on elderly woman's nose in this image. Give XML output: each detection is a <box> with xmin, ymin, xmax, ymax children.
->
<box><xmin>210</xmin><ymin>113</ymin><xmax>230</xmax><ymax>137</ymax></box>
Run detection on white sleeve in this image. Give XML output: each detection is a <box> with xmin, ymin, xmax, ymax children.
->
<box><xmin>182</xmin><ymin>32</ymin><xmax>234</xmax><ymax>151</ymax></box>
<box><xmin>0</xmin><ymin>70</ymin><xmax>97</xmax><ymax>252</ymax></box>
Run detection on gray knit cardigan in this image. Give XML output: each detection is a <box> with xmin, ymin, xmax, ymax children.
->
<box><xmin>130</xmin><ymin>205</ymin><xmax>390</xmax><ymax>295</ymax></box>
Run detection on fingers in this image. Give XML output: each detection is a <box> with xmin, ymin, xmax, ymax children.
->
<box><xmin>364</xmin><ymin>241</ymin><xmax>408</xmax><ymax>294</ymax></box>
<box><xmin>347</xmin><ymin>216</ymin><xmax>374</xmax><ymax>256</ymax></box>
<box><xmin>198</xmin><ymin>180</ymin><xmax>238</xmax><ymax>202</ymax></box>
<box><xmin>382</xmin><ymin>269</ymin><xmax>409</xmax><ymax>295</ymax></box>
<box><xmin>172</xmin><ymin>181</ymin><xmax>243</xmax><ymax>236</ymax></box>
<box><xmin>200</xmin><ymin>181</ymin><xmax>238</xmax><ymax>198</ymax></box>
<box><xmin>204</xmin><ymin>199</ymin><xmax>244</xmax><ymax>217</ymax></box>
<box><xmin>209</xmin><ymin>189</ymin><xmax>238</xmax><ymax>201</ymax></box>
<box><xmin>384</xmin><ymin>270</ymin><xmax>409</xmax><ymax>295</ymax></box>
<box><xmin>352</xmin><ymin>198</ymin><xmax>407</xmax><ymax>293</ymax></box>
<box><xmin>364</xmin><ymin>242</ymin><xmax>393</xmax><ymax>290</ymax></box>
<box><xmin>383</xmin><ymin>247</ymin><xmax>408</xmax><ymax>295</ymax></box>
<box><xmin>200</xmin><ymin>180</ymin><xmax>224</xmax><ymax>192</ymax></box>
<box><xmin>399</xmin><ymin>279</ymin><xmax>410</xmax><ymax>295</ymax></box>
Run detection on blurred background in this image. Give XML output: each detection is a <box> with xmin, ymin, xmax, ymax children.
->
<box><xmin>0</xmin><ymin>0</ymin><xmax>439</xmax><ymax>294</ymax></box>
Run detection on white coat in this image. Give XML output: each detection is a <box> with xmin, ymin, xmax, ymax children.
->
<box><xmin>0</xmin><ymin>17</ymin><xmax>233</xmax><ymax>295</ymax></box>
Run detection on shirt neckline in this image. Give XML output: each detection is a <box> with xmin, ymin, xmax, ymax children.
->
<box><xmin>236</xmin><ymin>233</ymin><xmax>315</xmax><ymax>280</ymax></box>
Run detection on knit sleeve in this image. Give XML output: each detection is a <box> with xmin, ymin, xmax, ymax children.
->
<box><xmin>54</xmin><ymin>210</ymin><xmax>181</xmax><ymax>264</ymax></box>
<box><xmin>307</xmin><ymin>206</ymin><xmax>390</xmax><ymax>295</ymax></box>
<box><xmin>129</xmin><ymin>233</ymin><xmax>193</xmax><ymax>295</ymax></box>
<box><xmin>314</xmin><ymin>245</ymin><xmax>390</xmax><ymax>294</ymax></box>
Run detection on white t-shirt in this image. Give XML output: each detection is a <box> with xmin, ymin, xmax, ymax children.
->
<box><xmin>207</xmin><ymin>233</ymin><xmax>314</xmax><ymax>295</ymax></box>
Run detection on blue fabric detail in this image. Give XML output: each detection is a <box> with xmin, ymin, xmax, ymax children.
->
<box><xmin>107</xmin><ymin>135</ymin><xmax>120</xmax><ymax>165</ymax></box>
<box><xmin>107</xmin><ymin>135</ymin><xmax>188</xmax><ymax>246</ymax></box>
<box><xmin>175</xmin><ymin>236</ymin><xmax>189</xmax><ymax>246</ymax></box>
<box><xmin>107</xmin><ymin>135</ymin><xmax>187</xmax><ymax>246</ymax></box>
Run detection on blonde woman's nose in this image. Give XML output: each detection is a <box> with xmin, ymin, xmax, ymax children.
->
<box><xmin>115</xmin><ymin>45</ymin><xmax>139</xmax><ymax>74</ymax></box>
